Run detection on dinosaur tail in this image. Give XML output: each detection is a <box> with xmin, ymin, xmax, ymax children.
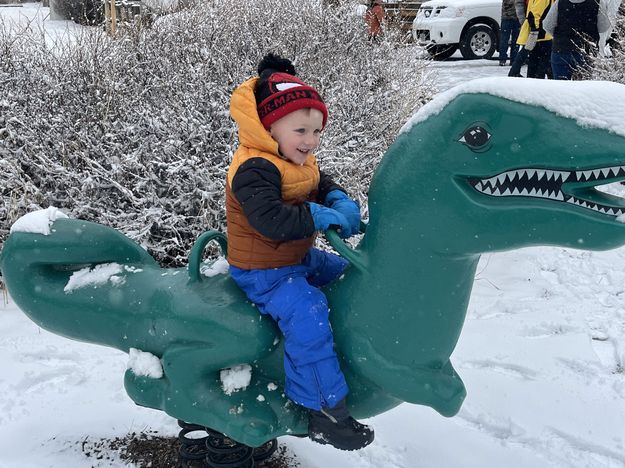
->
<box><xmin>0</xmin><ymin>218</ymin><xmax>158</xmax><ymax>328</ymax></box>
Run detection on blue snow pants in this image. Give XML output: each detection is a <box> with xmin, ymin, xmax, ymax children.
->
<box><xmin>229</xmin><ymin>248</ymin><xmax>349</xmax><ymax>410</ymax></box>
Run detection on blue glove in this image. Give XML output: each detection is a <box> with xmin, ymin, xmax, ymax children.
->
<box><xmin>307</xmin><ymin>202</ymin><xmax>351</xmax><ymax>239</ymax></box>
<box><xmin>325</xmin><ymin>190</ymin><xmax>361</xmax><ymax>237</ymax></box>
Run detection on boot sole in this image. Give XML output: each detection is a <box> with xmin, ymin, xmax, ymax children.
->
<box><xmin>308</xmin><ymin>431</ymin><xmax>374</xmax><ymax>451</ymax></box>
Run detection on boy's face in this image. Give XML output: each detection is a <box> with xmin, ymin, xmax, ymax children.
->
<box><xmin>269</xmin><ymin>108</ymin><xmax>324</xmax><ymax>166</ymax></box>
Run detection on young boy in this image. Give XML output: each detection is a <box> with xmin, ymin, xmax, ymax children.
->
<box><xmin>226</xmin><ymin>53</ymin><xmax>374</xmax><ymax>451</ymax></box>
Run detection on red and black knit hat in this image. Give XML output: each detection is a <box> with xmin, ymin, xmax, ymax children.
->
<box><xmin>255</xmin><ymin>54</ymin><xmax>328</xmax><ymax>130</ymax></box>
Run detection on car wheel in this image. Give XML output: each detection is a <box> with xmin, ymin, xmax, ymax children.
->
<box><xmin>426</xmin><ymin>44</ymin><xmax>458</xmax><ymax>60</ymax></box>
<box><xmin>459</xmin><ymin>24</ymin><xmax>497</xmax><ymax>60</ymax></box>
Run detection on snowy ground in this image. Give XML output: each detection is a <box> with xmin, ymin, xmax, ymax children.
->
<box><xmin>429</xmin><ymin>55</ymin><xmax>517</xmax><ymax>92</ymax></box>
<box><xmin>0</xmin><ymin>2</ymin><xmax>81</xmax><ymax>42</ymax></box>
<box><xmin>2</xmin><ymin>4</ymin><xmax>625</xmax><ymax>468</ymax></box>
<box><xmin>4</xmin><ymin>243</ymin><xmax>625</xmax><ymax>468</ymax></box>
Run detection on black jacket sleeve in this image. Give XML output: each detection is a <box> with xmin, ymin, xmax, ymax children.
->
<box><xmin>317</xmin><ymin>170</ymin><xmax>346</xmax><ymax>205</ymax></box>
<box><xmin>231</xmin><ymin>157</ymin><xmax>317</xmax><ymax>241</ymax></box>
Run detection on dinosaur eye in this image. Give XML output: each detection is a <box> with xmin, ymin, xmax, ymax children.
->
<box><xmin>459</xmin><ymin>125</ymin><xmax>491</xmax><ymax>152</ymax></box>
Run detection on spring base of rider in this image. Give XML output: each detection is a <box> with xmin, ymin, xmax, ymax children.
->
<box><xmin>178</xmin><ymin>420</ymin><xmax>278</xmax><ymax>468</ymax></box>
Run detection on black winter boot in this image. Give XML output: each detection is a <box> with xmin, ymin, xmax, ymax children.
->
<box><xmin>308</xmin><ymin>399</ymin><xmax>374</xmax><ymax>451</ymax></box>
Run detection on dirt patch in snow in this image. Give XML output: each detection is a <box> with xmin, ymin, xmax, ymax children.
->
<box><xmin>79</xmin><ymin>430</ymin><xmax>300</xmax><ymax>467</ymax></box>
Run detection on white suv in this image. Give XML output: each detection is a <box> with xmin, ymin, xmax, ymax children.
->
<box><xmin>412</xmin><ymin>0</ymin><xmax>502</xmax><ymax>60</ymax></box>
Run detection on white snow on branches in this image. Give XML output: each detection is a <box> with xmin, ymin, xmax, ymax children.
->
<box><xmin>0</xmin><ymin>0</ymin><xmax>433</xmax><ymax>267</ymax></box>
<box><xmin>586</xmin><ymin>6</ymin><xmax>625</xmax><ymax>83</ymax></box>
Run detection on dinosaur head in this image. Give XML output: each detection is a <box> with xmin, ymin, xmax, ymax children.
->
<box><xmin>369</xmin><ymin>78</ymin><xmax>625</xmax><ymax>255</ymax></box>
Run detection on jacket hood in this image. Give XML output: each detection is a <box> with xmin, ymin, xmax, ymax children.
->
<box><xmin>230</xmin><ymin>77</ymin><xmax>280</xmax><ymax>156</ymax></box>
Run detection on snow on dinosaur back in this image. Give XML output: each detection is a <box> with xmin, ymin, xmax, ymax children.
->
<box><xmin>402</xmin><ymin>78</ymin><xmax>625</xmax><ymax>138</ymax></box>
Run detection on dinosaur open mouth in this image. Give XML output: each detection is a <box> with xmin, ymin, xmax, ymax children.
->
<box><xmin>468</xmin><ymin>166</ymin><xmax>625</xmax><ymax>217</ymax></box>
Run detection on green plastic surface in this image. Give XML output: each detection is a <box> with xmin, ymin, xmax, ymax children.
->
<box><xmin>3</xmin><ymin>93</ymin><xmax>625</xmax><ymax>447</ymax></box>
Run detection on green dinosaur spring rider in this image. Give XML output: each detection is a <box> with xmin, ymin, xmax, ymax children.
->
<box><xmin>3</xmin><ymin>77</ymin><xmax>625</xmax><ymax>465</ymax></box>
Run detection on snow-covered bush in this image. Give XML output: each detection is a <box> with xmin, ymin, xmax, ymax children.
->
<box><xmin>0</xmin><ymin>0</ymin><xmax>432</xmax><ymax>266</ymax></box>
<box><xmin>583</xmin><ymin>6</ymin><xmax>625</xmax><ymax>82</ymax></box>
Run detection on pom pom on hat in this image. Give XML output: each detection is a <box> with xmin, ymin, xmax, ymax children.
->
<box><xmin>255</xmin><ymin>53</ymin><xmax>328</xmax><ymax>130</ymax></box>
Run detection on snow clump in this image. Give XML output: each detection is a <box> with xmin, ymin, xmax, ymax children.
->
<box><xmin>64</xmin><ymin>263</ymin><xmax>124</xmax><ymax>293</ymax></box>
<box><xmin>127</xmin><ymin>348</ymin><xmax>164</xmax><ymax>379</ymax></box>
<box><xmin>220</xmin><ymin>364</ymin><xmax>252</xmax><ymax>396</ymax></box>
<box><xmin>200</xmin><ymin>257</ymin><xmax>230</xmax><ymax>277</ymax></box>
<box><xmin>10</xmin><ymin>207</ymin><xmax>68</xmax><ymax>235</ymax></box>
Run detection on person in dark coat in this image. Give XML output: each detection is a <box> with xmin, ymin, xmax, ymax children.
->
<box><xmin>509</xmin><ymin>0</ymin><xmax>530</xmax><ymax>76</ymax></box>
<box><xmin>544</xmin><ymin>0</ymin><xmax>611</xmax><ymax>79</ymax></box>
<box><xmin>500</xmin><ymin>0</ymin><xmax>522</xmax><ymax>65</ymax></box>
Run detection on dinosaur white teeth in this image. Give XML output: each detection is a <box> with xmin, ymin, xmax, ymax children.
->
<box><xmin>485</xmin><ymin>169</ymin><xmax>576</xmax><ymax>186</ymax></box>
<box><xmin>565</xmin><ymin>196</ymin><xmax>621</xmax><ymax>216</ymax></box>
<box><xmin>573</xmin><ymin>166</ymin><xmax>625</xmax><ymax>182</ymax></box>
<box><xmin>475</xmin><ymin>167</ymin><xmax>622</xmax><ymax>217</ymax></box>
<box><xmin>554</xmin><ymin>171</ymin><xmax>571</xmax><ymax>182</ymax></box>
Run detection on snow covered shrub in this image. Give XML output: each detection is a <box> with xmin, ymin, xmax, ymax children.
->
<box><xmin>582</xmin><ymin>6</ymin><xmax>625</xmax><ymax>82</ymax></box>
<box><xmin>0</xmin><ymin>0</ymin><xmax>432</xmax><ymax>266</ymax></box>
